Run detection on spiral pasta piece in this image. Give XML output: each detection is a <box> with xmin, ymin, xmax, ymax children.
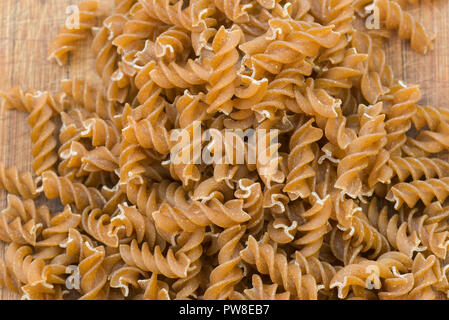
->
<box><xmin>61</xmin><ymin>79</ymin><xmax>120</xmax><ymax>128</ymax></box>
<box><xmin>407</xmin><ymin>253</ymin><xmax>442</xmax><ymax>299</ymax></box>
<box><xmin>240</xmin><ymin>235</ymin><xmax>318</xmax><ymax>299</ymax></box>
<box><xmin>293</xmin><ymin>193</ymin><xmax>332</xmax><ymax>257</ymax></box>
<box><xmin>235</xmin><ymin>178</ymin><xmax>264</xmax><ymax>235</ymax></box>
<box><xmin>240</xmin><ymin>19</ymin><xmax>340</xmax><ymax>79</ymax></box>
<box><xmin>92</xmin><ymin>0</ymin><xmax>136</xmax><ymax>103</ymax></box>
<box><xmin>204</xmin><ymin>225</ymin><xmax>245</xmax><ymax>299</ymax></box>
<box><xmin>26</xmin><ymin>92</ymin><xmax>59</xmax><ymax>176</ymax></box>
<box><xmin>139</xmin><ymin>0</ymin><xmax>216</xmax><ymax>32</ymax></box>
<box><xmin>387</xmin><ymin>177</ymin><xmax>449</xmax><ymax>209</ymax></box>
<box><xmin>40</xmin><ymin>171</ymin><xmax>106</xmax><ymax>211</ymax></box>
<box><xmin>389</xmin><ymin>157</ymin><xmax>449</xmax><ymax>182</ymax></box>
<box><xmin>335</xmin><ymin>103</ymin><xmax>387</xmax><ymax>198</ymax></box>
<box><xmin>231</xmin><ymin>274</ymin><xmax>291</xmax><ymax>300</ymax></box>
<box><xmin>375</xmin><ymin>0</ymin><xmax>435</xmax><ymax>54</ymax></box>
<box><xmin>330</xmin><ymin>259</ymin><xmax>394</xmax><ymax>299</ymax></box>
<box><xmin>135</xmin><ymin>273</ymin><xmax>171</xmax><ymax>300</ymax></box>
<box><xmin>0</xmin><ymin>195</ymin><xmax>50</xmax><ymax>245</ymax></box>
<box><xmin>0</xmin><ymin>162</ymin><xmax>39</xmax><ymax>199</ymax></box>
<box><xmin>78</xmin><ymin>241</ymin><xmax>121</xmax><ymax>300</ymax></box>
<box><xmin>284</xmin><ymin>118</ymin><xmax>322</xmax><ymax>200</ymax></box>
<box><xmin>119</xmin><ymin>239</ymin><xmax>191</xmax><ymax>278</ymax></box>
<box><xmin>383</xmin><ymin>84</ymin><xmax>421</xmax><ymax>156</ymax></box>
<box><xmin>48</xmin><ymin>0</ymin><xmax>100</xmax><ymax>66</ymax></box>
<box><xmin>122</xmin><ymin>104</ymin><xmax>172</xmax><ymax>154</ymax></box>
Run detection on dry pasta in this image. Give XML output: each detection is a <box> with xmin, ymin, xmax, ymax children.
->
<box><xmin>0</xmin><ymin>0</ymin><xmax>448</xmax><ymax>300</ymax></box>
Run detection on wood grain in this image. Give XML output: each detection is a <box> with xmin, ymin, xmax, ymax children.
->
<box><xmin>0</xmin><ymin>0</ymin><xmax>448</xmax><ymax>300</ymax></box>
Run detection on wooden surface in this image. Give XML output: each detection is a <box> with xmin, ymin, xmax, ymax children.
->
<box><xmin>0</xmin><ymin>0</ymin><xmax>448</xmax><ymax>300</ymax></box>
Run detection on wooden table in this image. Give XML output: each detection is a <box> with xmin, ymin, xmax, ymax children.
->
<box><xmin>0</xmin><ymin>0</ymin><xmax>448</xmax><ymax>299</ymax></box>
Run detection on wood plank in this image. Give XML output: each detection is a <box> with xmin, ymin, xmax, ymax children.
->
<box><xmin>0</xmin><ymin>0</ymin><xmax>448</xmax><ymax>299</ymax></box>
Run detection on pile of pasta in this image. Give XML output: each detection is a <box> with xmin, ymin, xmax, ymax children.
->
<box><xmin>0</xmin><ymin>0</ymin><xmax>448</xmax><ymax>300</ymax></box>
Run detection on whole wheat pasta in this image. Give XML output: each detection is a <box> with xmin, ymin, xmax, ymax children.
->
<box><xmin>1</xmin><ymin>0</ymin><xmax>449</xmax><ymax>301</ymax></box>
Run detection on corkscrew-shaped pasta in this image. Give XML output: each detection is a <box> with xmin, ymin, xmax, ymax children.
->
<box><xmin>82</xmin><ymin>146</ymin><xmax>120</xmax><ymax>173</ymax></box>
<box><xmin>294</xmin><ymin>193</ymin><xmax>332</xmax><ymax>257</ymax></box>
<box><xmin>403</xmin><ymin>115</ymin><xmax>449</xmax><ymax>157</ymax></box>
<box><xmin>154</xmin><ymin>191</ymin><xmax>250</xmax><ymax>232</ymax></box>
<box><xmin>38</xmin><ymin>206</ymin><xmax>82</xmax><ymax>253</ymax></box>
<box><xmin>170</xmin><ymin>229</ymin><xmax>205</xmax><ymax>299</ymax></box>
<box><xmin>366</xmin><ymin>198</ymin><xmax>423</xmax><ymax>257</ymax></box>
<box><xmin>139</xmin><ymin>0</ymin><xmax>216</xmax><ymax>32</ymax></box>
<box><xmin>294</xmin><ymin>251</ymin><xmax>338</xmax><ymax>297</ymax></box>
<box><xmin>81</xmin><ymin>207</ymin><xmax>121</xmax><ymax>247</ymax></box>
<box><xmin>344</xmin><ymin>213</ymin><xmax>391</xmax><ymax>260</ymax></box>
<box><xmin>375</xmin><ymin>251</ymin><xmax>415</xmax><ymax>299</ymax></box>
<box><xmin>263</xmin><ymin>183</ymin><xmax>289</xmax><ymax>215</ymax></box>
<box><xmin>255</xmin><ymin>119</ymin><xmax>285</xmax><ymax>187</ymax></box>
<box><xmin>48</xmin><ymin>0</ymin><xmax>100</xmax><ymax>66</ymax></box>
<box><xmin>135</xmin><ymin>273</ymin><xmax>171</xmax><ymax>300</ymax></box>
<box><xmin>0</xmin><ymin>87</ymin><xmax>30</xmax><ymax>112</ymax></box>
<box><xmin>0</xmin><ymin>195</ymin><xmax>50</xmax><ymax>245</ymax></box>
<box><xmin>235</xmin><ymin>179</ymin><xmax>264</xmax><ymax>235</ymax></box>
<box><xmin>0</xmin><ymin>258</ymin><xmax>20</xmax><ymax>293</ymax></box>
<box><xmin>148</xmin><ymin>54</ymin><xmax>211</xmax><ymax>90</ymax></box>
<box><xmin>412</xmin><ymin>104</ymin><xmax>449</xmax><ymax>132</ymax></box>
<box><xmin>389</xmin><ymin>157</ymin><xmax>449</xmax><ymax>182</ymax></box>
<box><xmin>383</xmin><ymin>84</ymin><xmax>421</xmax><ymax>156</ymax></box>
<box><xmin>330</xmin><ymin>260</ymin><xmax>394</xmax><ymax>299</ymax></box>
<box><xmin>375</xmin><ymin>0</ymin><xmax>435</xmax><ymax>54</ymax></box>
<box><xmin>329</xmin><ymin>189</ymin><xmax>362</xmax><ymax>232</ymax></box>
<box><xmin>109</xmin><ymin>266</ymin><xmax>147</xmax><ymax>297</ymax></box>
<box><xmin>122</xmin><ymin>104</ymin><xmax>172</xmax><ymax>154</ymax></box>
<box><xmin>315</xmin><ymin>48</ymin><xmax>367</xmax><ymax>94</ymax></box>
<box><xmin>387</xmin><ymin>177</ymin><xmax>449</xmax><ymax>209</ymax></box>
<box><xmin>313</xmin><ymin>0</ymin><xmax>355</xmax><ymax>64</ymax></box>
<box><xmin>165</xmin><ymin>122</ymin><xmax>203</xmax><ymax>187</ymax></box>
<box><xmin>213</xmin><ymin>0</ymin><xmax>253</xmax><ymax>23</ymax></box>
<box><xmin>407</xmin><ymin>253</ymin><xmax>442</xmax><ymax>299</ymax></box>
<box><xmin>203</xmin><ymin>26</ymin><xmax>242</xmax><ymax>115</ymax></box>
<box><xmin>152</xmin><ymin>26</ymin><xmax>191</xmax><ymax>62</ymax></box>
<box><xmin>0</xmin><ymin>162</ymin><xmax>39</xmax><ymax>199</ymax></box>
<box><xmin>284</xmin><ymin>118</ymin><xmax>322</xmax><ymax>200</ymax></box>
<box><xmin>26</xmin><ymin>92</ymin><xmax>59</xmax><ymax>176</ymax></box>
<box><xmin>402</xmin><ymin>206</ymin><xmax>449</xmax><ymax>259</ymax></box>
<box><xmin>175</xmin><ymin>90</ymin><xmax>210</xmax><ymax>129</ymax></box>
<box><xmin>91</xmin><ymin>0</ymin><xmax>136</xmax><ymax>103</ymax></box>
<box><xmin>335</xmin><ymin>103</ymin><xmax>387</xmax><ymax>198</ymax></box>
<box><xmin>240</xmin><ymin>19</ymin><xmax>340</xmax><ymax>79</ymax></box>
<box><xmin>248</xmin><ymin>60</ymin><xmax>311</xmax><ymax>120</ymax></box>
<box><xmin>81</xmin><ymin>117</ymin><xmax>121</xmax><ymax>150</ymax></box>
<box><xmin>329</xmin><ymin>228</ymin><xmax>363</xmax><ymax>266</ymax></box>
<box><xmin>2</xmin><ymin>0</ymin><xmax>449</xmax><ymax>302</ymax></box>
<box><xmin>78</xmin><ymin>241</ymin><xmax>120</xmax><ymax>300</ymax></box>
<box><xmin>124</xmin><ymin>179</ymin><xmax>169</xmax><ymax>219</ymax></box>
<box><xmin>240</xmin><ymin>235</ymin><xmax>318</xmax><ymax>299</ymax></box>
<box><xmin>61</xmin><ymin>79</ymin><xmax>120</xmax><ymax>128</ymax></box>
<box><xmin>3</xmin><ymin>243</ymin><xmax>66</xmax><ymax>300</ymax></box>
<box><xmin>231</xmin><ymin>274</ymin><xmax>291</xmax><ymax>300</ymax></box>
<box><xmin>119</xmin><ymin>239</ymin><xmax>191</xmax><ymax>278</ymax></box>
<box><xmin>351</xmin><ymin>30</ymin><xmax>392</xmax><ymax>105</ymax></box>
<box><xmin>287</xmin><ymin>77</ymin><xmax>342</xmax><ymax>119</ymax></box>
<box><xmin>204</xmin><ymin>225</ymin><xmax>245</xmax><ymax>299</ymax></box>
<box><xmin>112</xmin><ymin>3</ymin><xmax>160</xmax><ymax>54</ymax></box>
<box><xmin>267</xmin><ymin>217</ymin><xmax>297</xmax><ymax>244</ymax></box>
<box><xmin>40</xmin><ymin>171</ymin><xmax>106</xmax><ymax>211</ymax></box>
